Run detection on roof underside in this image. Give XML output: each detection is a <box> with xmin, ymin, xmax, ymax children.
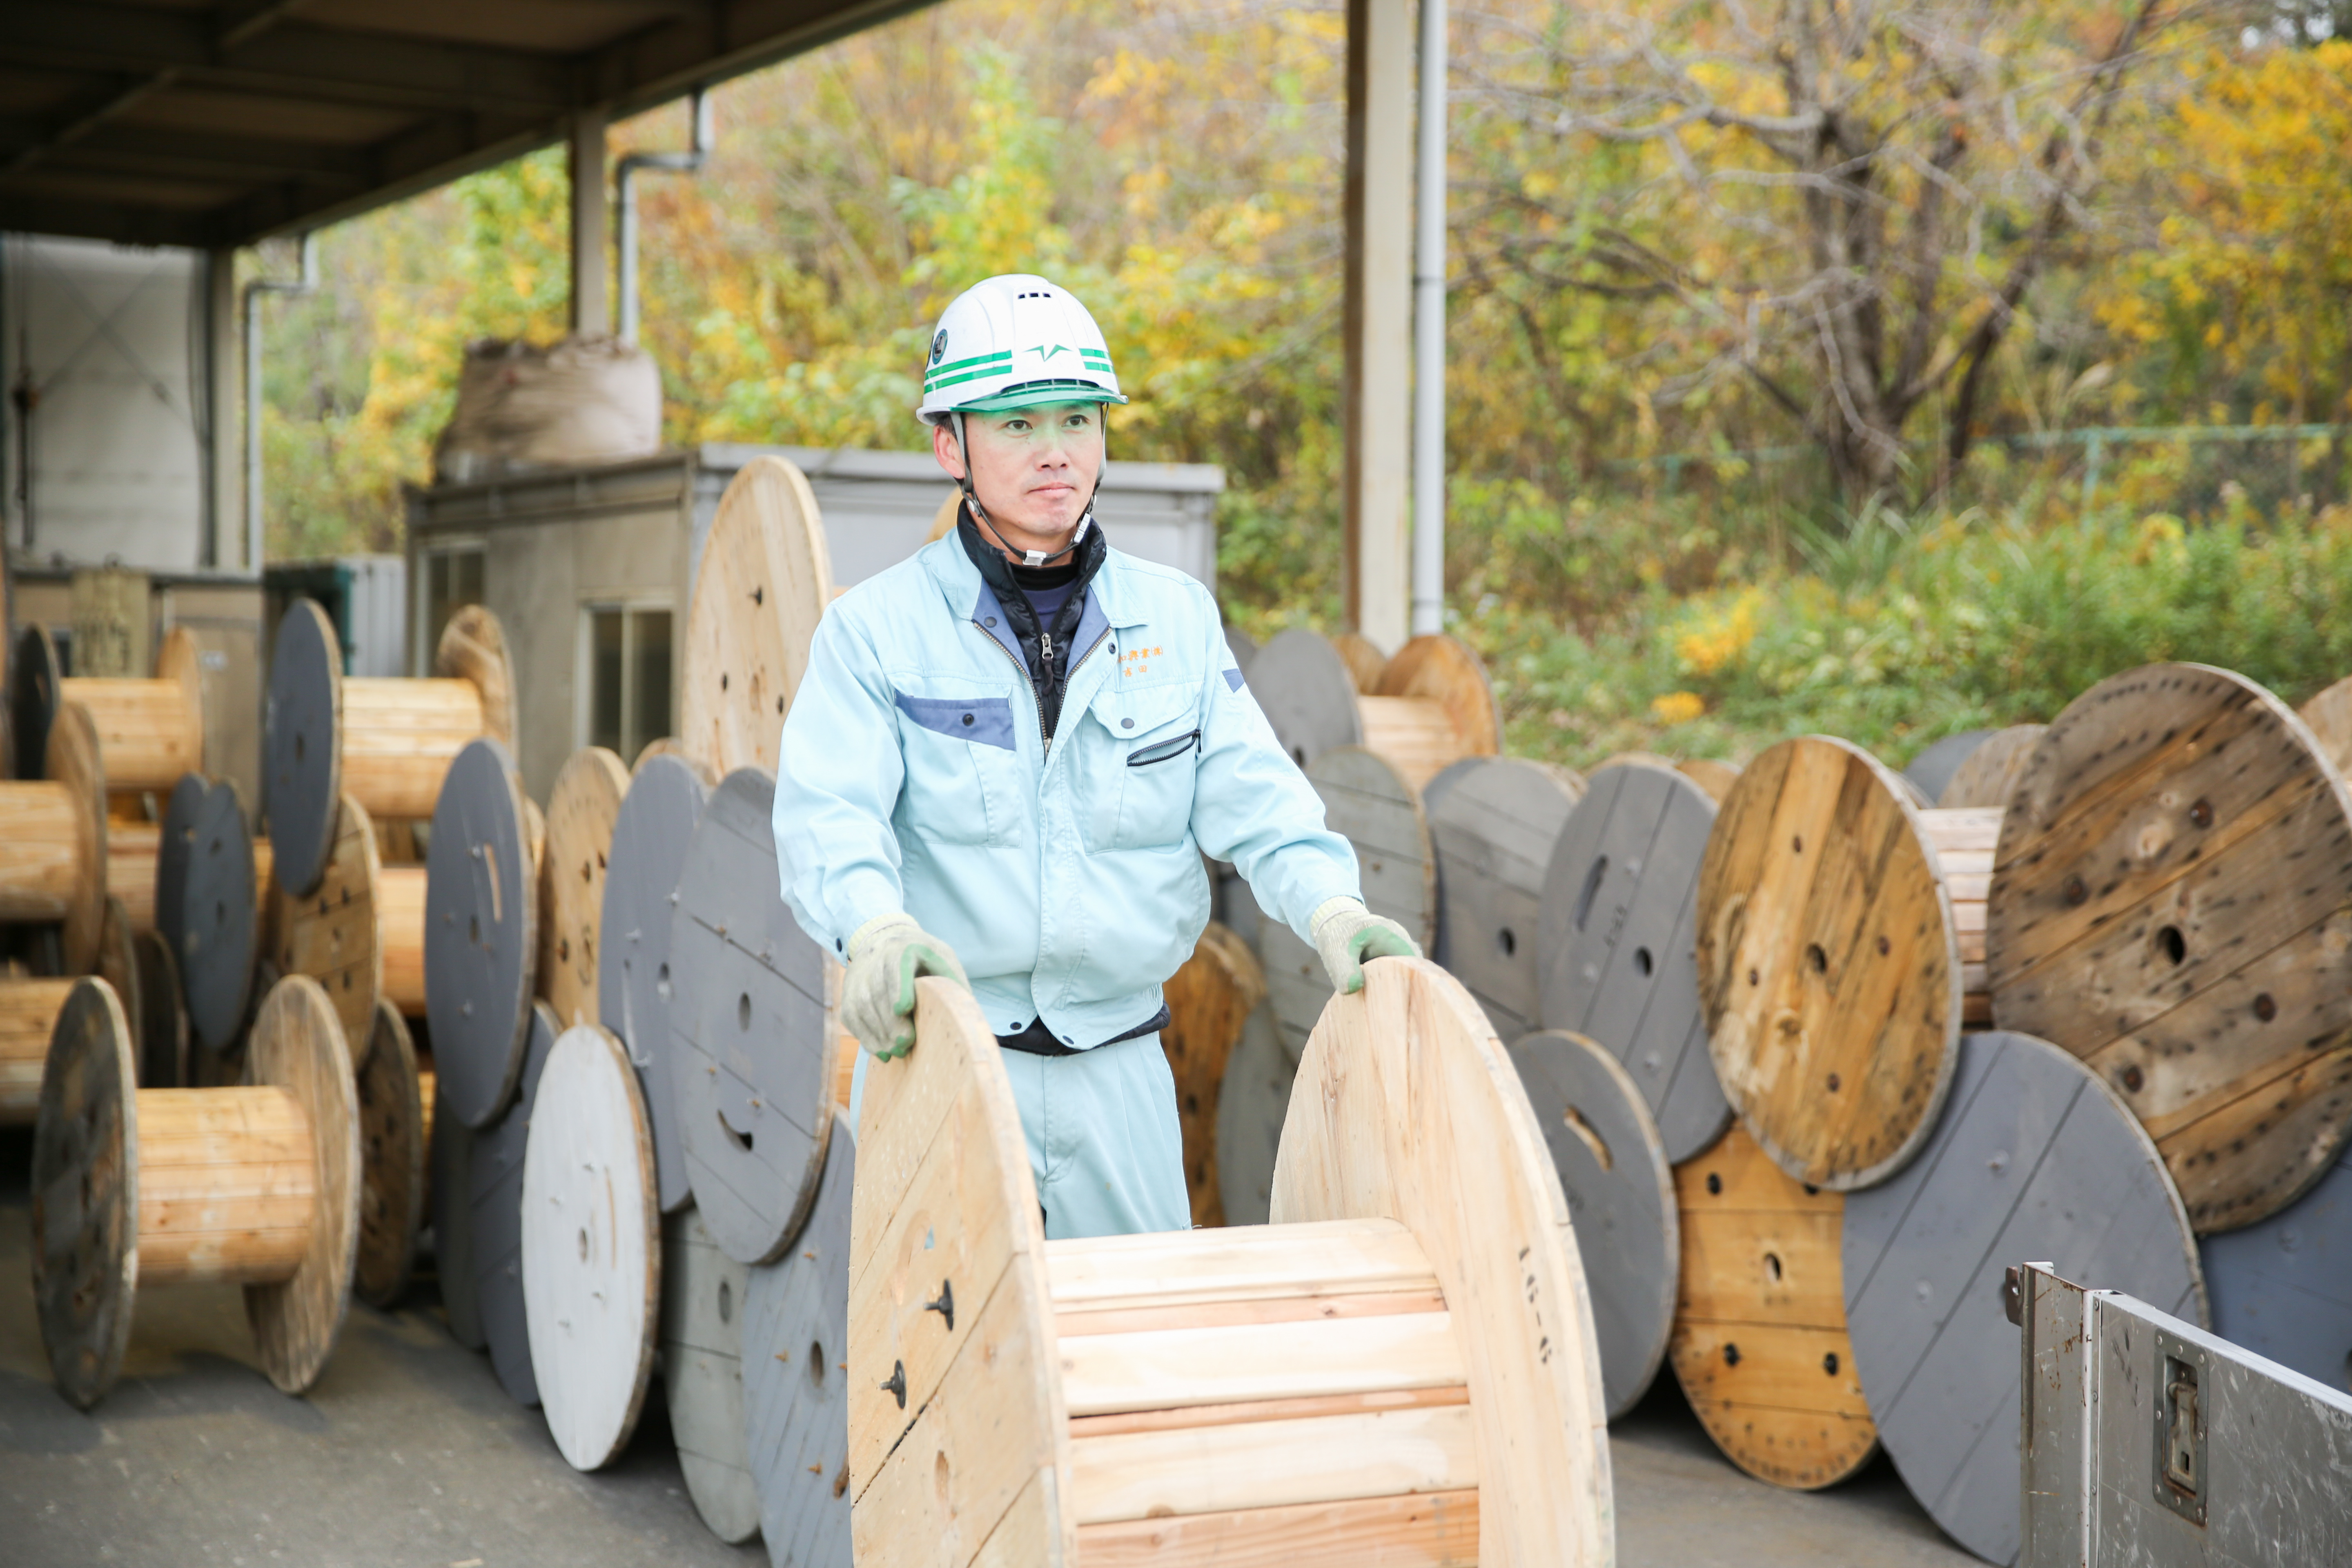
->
<box><xmin>0</xmin><ymin>0</ymin><xmax>932</xmax><ymax>249</ymax></box>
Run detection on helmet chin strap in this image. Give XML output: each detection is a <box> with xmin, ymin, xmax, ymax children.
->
<box><xmin>952</xmin><ymin>409</ymin><xmax>1099</xmax><ymax>568</ymax></box>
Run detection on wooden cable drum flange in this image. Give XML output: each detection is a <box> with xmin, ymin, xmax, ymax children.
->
<box><xmin>1331</xmin><ymin>632</ymin><xmax>1386</xmax><ymax>693</ymax></box>
<box><xmin>423</xmin><ymin>737</ymin><xmax>539</xmax><ymax>1130</ymax></box>
<box><xmin>472</xmin><ymin>999</ymin><xmax>559</xmax><ymax>1405</ymax></box>
<box><xmin>1508</xmin><ymin>1029</ymin><xmax>1677</xmax><ymax>1419</ymax></box>
<box><xmin>1936</xmin><ymin>723</ymin><xmax>2046</xmax><ymax>809</ymax></box>
<box><xmin>11</xmin><ymin>624</ymin><xmax>205</xmax><ymax>795</ymax></box>
<box><xmin>539</xmin><ymin>746</ymin><xmax>629</xmax><ymax>1029</ymax></box>
<box><xmin>1668</xmin><ymin>1125</ymin><xmax>1878</xmax><ymax>1489</ymax></box>
<box><xmin>32</xmin><ymin>973</ymin><xmax>361</xmax><ymax>1409</ymax></box>
<box><xmin>0</xmin><ymin>912</ymin><xmax>183</xmax><ymax>1123</ymax></box>
<box><xmin>1428</xmin><ymin>755</ymin><xmax>1586</xmax><ymax>1040</ymax></box>
<box><xmin>1697</xmin><ymin>735</ymin><xmax>1996</xmax><ymax>1191</ymax></box>
<box><xmin>265</xmin><ymin>598</ymin><xmax>515</xmax><ymax>898</ymax></box>
<box><xmin>354</xmin><ymin>1000</ymin><xmax>428</xmax><ymax>1311</ymax></box>
<box><xmin>1987</xmin><ymin>664</ymin><xmax>2352</xmax><ymax>1235</ymax></box>
<box><xmin>1539</xmin><ymin>759</ymin><xmax>1732</xmax><ymax>1164</ymax></box>
<box><xmin>157</xmin><ymin>774</ymin><xmax>264</xmax><ymax>1058</ymax></box>
<box><xmin>1159</xmin><ymin>921</ymin><xmax>1265</xmax><ymax>1230</ymax></box>
<box><xmin>1249</xmin><ymin>630</ymin><xmax>1500</xmax><ymax>790</ymax></box>
<box><xmin>2297</xmin><ymin>669</ymin><xmax>2352</xmax><ymax>779</ymax></box>
<box><xmin>661</xmin><ymin>1205</ymin><xmax>763</xmax><ymax>1545</ymax></box>
<box><xmin>679</xmin><ymin>456</ymin><xmax>834</xmax><ymax>776</ymax></box>
<box><xmin>131</xmin><ymin>927</ymin><xmax>187</xmax><ymax>1092</ymax></box>
<box><xmin>0</xmin><ymin>700</ymin><xmax>107</xmax><ymax>973</ymax></box>
<box><xmin>1841</xmin><ymin>1029</ymin><xmax>2204</xmax><ymax>1564</ymax></box>
<box><xmin>743</xmin><ymin>1119</ymin><xmax>857</xmax><ymax>1564</ymax></box>
<box><xmin>1898</xmin><ymin>727</ymin><xmax>1995</xmax><ymax>806</ymax></box>
<box><xmin>2201</xmin><ymin>1132</ymin><xmax>2352</xmax><ymax>1394</ymax></box>
<box><xmin>268</xmin><ymin>792</ymin><xmax>390</xmax><ymax>1065</ymax></box>
<box><xmin>668</xmin><ymin>766</ymin><xmax>835</xmax><ymax>1266</ymax></box>
<box><xmin>521</xmin><ymin>1022</ymin><xmax>660</xmax><ymax>1470</ymax></box>
<box><xmin>601</xmin><ymin>748</ymin><xmax>714</xmax><ymax>1214</ymax></box>
<box><xmin>1212</xmin><ymin>1002</ymin><xmax>1289</xmax><ymax>1229</ymax></box>
<box><xmin>429</xmin><ymin>1075</ymin><xmax>485</xmax><ymax>1351</ymax></box>
<box><xmin>848</xmin><ymin>962</ymin><xmax>1608</xmax><ymax>1565</ymax></box>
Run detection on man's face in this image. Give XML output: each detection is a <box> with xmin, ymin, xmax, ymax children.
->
<box><xmin>933</xmin><ymin>401</ymin><xmax>1104</xmax><ymax>557</ymax></box>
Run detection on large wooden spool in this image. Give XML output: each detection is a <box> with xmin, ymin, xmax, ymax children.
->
<box><xmin>1668</xmin><ymin>1125</ymin><xmax>1878</xmax><ymax>1490</ymax></box>
<box><xmin>32</xmin><ymin>973</ymin><xmax>361</xmax><ymax>1408</ymax></box>
<box><xmin>266</xmin><ymin>598</ymin><xmax>515</xmax><ymax>898</ymax></box>
<box><xmin>662</xmin><ymin>1205</ymin><xmax>763</xmax><ymax>1545</ymax></box>
<box><xmin>423</xmin><ymin>737</ymin><xmax>539</xmax><ymax>1130</ymax></box>
<box><xmin>1249</xmin><ymin>629</ymin><xmax>1500</xmax><ymax>791</ymax></box>
<box><xmin>1697</xmin><ymin>735</ymin><xmax>1996</xmax><ymax>1191</ymax></box>
<box><xmin>1936</xmin><ymin>723</ymin><xmax>2046</xmax><ymax>808</ymax></box>
<box><xmin>267</xmin><ymin>792</ymin><xmax>428</xmax><ymax>1067</ymax></box>
<box><xmin>0</xmin><ymin>700</ymin><xmax>108</xmax><ymax>973</ymax></box>
<box><xmin>847</xmin><ymin>960</ymin><xmax>1610</xmax><ymax>1566</ymax></box>
<box><xmin>679</xmin><ymin>456</ymin><xmax>833</xmax><ymax>777</ymax></box>
<box><xmin>472</xmin><ymin>999</ymin><xmax>560</xmax><ymax>1405</ymax></box>
<box><xmin>1987</xmin><ymin>664</ymin><xmax>2352</xmax><ymax>1234</ymax></box>
<box><xmin>744</xmin><ymin>1120</ymin><xmax>858</xmax><ymax>1566</ymax></box>
<box><xmin>1428</xmin><ymin>755</ymin><xmax>1585</xmax><ymax>1041</ymax></box>
<box><xmin>1158</xmin><ymin>922</ymin><xmax>1265</xmax><ymax>1230</ymax></box>
<box><xmin>1841</xmin><ymin>1029</ymin><xmax>2204</xmax><ymax>1564</ymax></box>
<box><xmin>11</xmin><ymin>623</ymin><xmax>206</xmax><ymax>794</ymax></box>
<box><xmin>537</xmin><ymin>746</ymin><xmax>629</xmax><ymax>1029</ymax></box>
<box><xmin>0</xmin><ymin>907</ymin><xmax>188</xmax><ymax>1125</ymax></box>
<box><xmin>354</xmin><ymin>1000</ymin><xmax>428</xmax><ymax>1310</ymax></box>
<box><xmin>156</xmin><ymin>774</ymin><xmax>265</xmax><ymax>1056</ymax></box>
<box><xmin>2202</xmin><ymin>1136</ymin><xmax>2352</xmax><ymax>1395</ymax></box>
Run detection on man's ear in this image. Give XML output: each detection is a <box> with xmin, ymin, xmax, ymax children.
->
<box><xmin>931</xmin><ymin>421</ymin><xmax>967</xmax><ymax>483</ymax></box>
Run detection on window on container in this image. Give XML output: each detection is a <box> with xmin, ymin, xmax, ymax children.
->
<box><xmin>582</xmin><ymin>602</ymin><xmax>673</xmax><ymax>762</ymax></box>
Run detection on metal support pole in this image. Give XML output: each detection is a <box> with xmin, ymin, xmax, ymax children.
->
<box><xmin>1342</xmin><ymin>0</ymin><xmax>1414</xmax><ymax>653</ymax></box>
<box><xmin>570</xmin><ymin>110</ymin><xmax>610</xmax><ymax>336</ymax></box>
<box><xmin>243</xmin><ymin>234</ymin><xmax>317</xmax><ymax>575</ymax></box>
<box><xmin>1409</xmin><ymin>0</ymin><xmax>1448</xmax><ymax>638</ymax></box>
<box><xmin>616</xmin><ymin>90</ymin><xmax>714</xmax><ymax>346</ymax></box>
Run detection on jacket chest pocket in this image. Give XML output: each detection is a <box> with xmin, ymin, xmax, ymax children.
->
<box><xmin>894</xmin><ymin>691</ymin><xmax>1019</xmax><ymax>847</ymax></box>
<box><xmin>1080</xmin><ymin>685</ymin><xmax>1200</xmax><ymax>852</ymax></box>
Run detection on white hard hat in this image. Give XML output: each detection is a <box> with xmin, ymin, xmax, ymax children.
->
<box><xmin>917</xmin><ymin>274</ymin><xmax>1127</xmax><ymax>426</ymax></box>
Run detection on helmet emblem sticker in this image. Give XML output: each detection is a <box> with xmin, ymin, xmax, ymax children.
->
<box><xmin>931</xmin><ymin>330</ymin><xmax>947</xmax><ymax>365</ymax></box>
<box><xmin>1032</xmin><ymin>343</ymin><xmax>1071</xmax><ymax>361</ymax></box>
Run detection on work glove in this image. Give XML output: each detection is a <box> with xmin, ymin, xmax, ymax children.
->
<box><xmin>1310</xmin><ymin>896</ymin><xmax>1422</xmax><ymax>996</ymax></box>
<box><xmin>844</xmin><ymin>913</ymin><xmax>969</xmax><ymax>1061</ymax></box>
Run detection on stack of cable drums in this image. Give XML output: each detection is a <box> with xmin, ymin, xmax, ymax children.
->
<box><xmin>851</xmin><ymin>961</ymin><xmax>1610</xmax><ymax>1566</ymax></box>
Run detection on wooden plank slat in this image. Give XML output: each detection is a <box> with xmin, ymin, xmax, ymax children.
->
<box><xmin>1075</xmin><ymin>1489</ymin><xmax>1479</xmax><ymax>1568</ymax></box>
<box><xmin>1046</xmin><ymin>1216</ymin><xmax>1434</xmax><ymax>1311</ymax></box>
<box><xmin>1058</xmin><ymin>1310</ymin><xmax>1463</xmax><ymax>1417</ymax></box>
<box><xmin>1068</xmin><ymin>1404</ymin><xmax>1479</xmax><ymax>1527</ymax></box>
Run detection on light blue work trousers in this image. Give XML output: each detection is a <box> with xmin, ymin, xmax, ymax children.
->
<box><xmin>849</xmin><ymin>1032</ymin><xmax>1191</xmax><ymax>1241</ymax></box>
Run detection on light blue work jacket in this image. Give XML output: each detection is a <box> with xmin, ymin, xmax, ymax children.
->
<box><xmin>772</xmin><ymin>531</ymin><xmax>1359</xmax><ymax>1049</ymax></box>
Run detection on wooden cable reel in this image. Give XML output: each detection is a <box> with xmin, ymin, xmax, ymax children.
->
<box><xmin>1936</xmin><ymin>723</ymin><xmax>2046</xmax><ymax>809</ymax></box>
<box><xmin>1840</xmin><ymin>1029</ymin><xmax>2204</xmax><ymax>1564</ymax></box>
<box><xmin>2201</xmin><ymin>1136</ymin><xmax>2352</xmax><ymax>1394</ymax></box>
<box><xmin>1539</xmin><ymin>758</ymin><xmax>1732</xmax><ymax>1164</ymax></box>
<box><xmin>679</xmin><ymin>456</ymin><xmax>834</xmax><ymax>777</ymax></box>
<box><xmin>0</xmin><ymin>898</ymin><xmax>162</xmax><ymax>1120</ymax></box>
<box><xmin>157</xmin><ymin>773</ymin><xmax>266</xmax><ymax>1058</ymax></box>
<box><xmin>1428</xmin><ymin>756</ymin><xmax>1585</xmax><ymax>1040</ymax></box>
<box><xmin>538</xmin><ymin>746</ymin><xmax>629</xmax><ymax>1029</ymax></box>
<box><xmin>473</xmin><ymin>999</ymin><xmax>560</xmax><ymax>1405</ymax></box>
<box><xmin>265</xmin><ymin>597</ymin><xmax>515</xmax><ymax>898</ymax></box>
<box><xmin>1157</xmin><ymin>922</ymin><xmax>1265</xmax><ymax>1230</ymax></box>
<box><xmin>354</xmin><ymin>1000</ymin><xmax>429</xmax><ymax>1310</ymax></box>
<box><xmin>1696</xmin><ymin>735</ymin><xmax>1996</xmax><ymax>1191</ymax></box>
<box><xmin>423</xmin><ymin>737</ymin><xmax>539</xmax><ymax>1130</ymax></box>
<box><xmin>662</xmin><ymin>1206</ymin><xmax>764</xmax><ymax>1545</ymax></box>
<box><xmin>0</xmin><ymin>700</ymin><xmax>108</xmax><ymax>973</ymax></box>
<box><xmin>32</xmin><ymin>973</ymin><xmax>361</xmax><ymax>1409</ymax></box>
<box><xmin>1249</xmin><ymin>629</ymin><xmax>1501</xmax><ymax>790</ymax></box>
<box><xmin>848</xmin><ymin>961</ymin><xmax>1611</xmax><ymax>1566</ymax></box>
<box><xmin>1987</xmin><ymin>664</ymin><xmax>2352</xmax><ymax>1234</ymax></box>
<box><xmin>11</xmin><ymin>623</ymin><xmax>206</xmax><ymax>795</ymax></box>
<box><xmin>1669</xmin><ymin>1125</ymin><xmax>1878</xmax><ymax>1490</ymax></box>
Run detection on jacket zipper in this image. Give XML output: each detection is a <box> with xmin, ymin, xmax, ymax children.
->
<box><xmin>972</xmin><ymin>619</ymin><xmax>1111</xmax><ymax>764</ymax></box>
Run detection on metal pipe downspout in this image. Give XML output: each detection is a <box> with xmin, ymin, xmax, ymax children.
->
<box><xmin>1409</xmin><ymin>0</ymin><xmax>1449</xmax><ymax>638</ymax></box>
<box><xmin>616</xmin><ymin>89</ymin><xmax>714</xmax><ymax>346</ymax></box>
<box><xmin>243</xmin><ymin>232</ymin><xmax>317</xmax><ymax>575</ymax></box>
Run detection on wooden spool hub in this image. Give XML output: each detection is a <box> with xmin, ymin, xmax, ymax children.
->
<box><xmin>1249</xmin><ymin>630</ymin><xmax>1500</xmax><ymax>791</ymax></box>
<box><xmin>538</xmin><ymin>746</ymin><xmax>629</xmax><ymax>1028</ymax></box>
<box><xmin>266</xmin><ymin>598</ymin><xmax>516</xmax><ymax>898</ymax></box>
<box><xmin>1508</xmin><ymin>1029</ymin><xmax>1677</xmax><ymax>1419</ymax></box>
<box><xmin>1428</xmin><ymin>756</ymin><xmax>1585</xmax><ymax>1040</ymax></box>
<box><xmin>848</xmin><ymin>961</ymin><xmax>1610</xmax><ymax>1567</ymax></box>
<box><xmin>0</xmin><ymin>700</ymin><xmax>107</xmax><ymax>973</ymax></box>
<box><xmin>269</xmin><ymin>791</ymin><xmax>385</xmax><ymax>1066</ymax></box>
<box><xmin>1669</xmin><ymin>1125</ymin><xmax>1878</xmax><ymax>1489</ymax></box>
<box><xmin>2202</xmin><ymin>1138</ymin><xmax>2352</xmax><ymax>1394</ymax></box>
<box><xmin>1159</xmin><ymin>922</ymin><xmax>1265</xmax><ymax>1230</ymax></box>
<box><xmin>1936</xmin><ymin>723</ymin><xmax>2046</xmax><ymax>809</ymax></box>
<box><xmin>669</xmin><ymin>766</ymin><xmax>835</xmax><ymax>1266</ymax></box>
<box><xmin>1987</xmin><ymin>664</ymin><xmax>2352</xmax><ymax>1234</ymax></box>
<box><xmin>661</xmin><ymin>1205</ymin><xmax>763</xmax><ymax>1545</ymax></box>
<box><xmin>1842</xmin><ymin>1029</ymin><xmax>2204</xmax><ymax>1563</ymax></box>
<box><xmin>679</xmin><ymin>456</ymin><xmax>834</xmax><ymax>776</ymax></box>
<box><xmin>11</xmin><ymin>624</ymin><xmax>206</xmax><ymax>795</ymax></box>
<box><xmin>157</xmin><ymin>774</ymin><xmax>262</xmax><ymax>1058</ymax></box>
<box><xmin>472</xmin><ymin>999</ymin><xmax>559</xmax><ymax>1405</ymax></box>
<box><xmin>521</xmin><ymin>1022</ymin><xmax>660</xmax><ymax>1470</ymax></box>
<box><xmin>1697</xmin><ymin>735</ymin><xmax>1996</xmax><ymax>1191</ymax></box>
<box><xmin>743</xmin><ymin>1121</ymin><xmax>857</xmax><ymax>1565</ymax></box>
<box><xmin>1538</xmin><ymin>758</ymin><xmax>1730</xmax><ymax>1164</ymax></box>
<box><xmin>354</xmin><ymin>1000</ymin><xmax>428</xmax><ymax>1310</ymax></box>
<box><xmin>32</xmin><ymin>973</ymin><xmax>361</xmax><ymax>1409</ymax></box>
<box><xmin>107</xmin><ymin>820</ymin><xmax>160</xmax><ymax>933</ymax></box>
<box><xmin>0</xmin><ymin>975</ymin><xmax>78</xmax><ymax>1123</ymax></box>
<box><xmin>424</xmin><ymin>737</ymin><xmax>539</xmax><ymax>1130</ymax></box>
<box><xmin>600</xmin><ymin>748</ymin><xmax>713</xmax><ymax>1214</ymax></box>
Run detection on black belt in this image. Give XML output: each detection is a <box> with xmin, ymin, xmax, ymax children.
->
<box><xmin>998</xmin><ymin>1004</ymin><xmax>1170</xmax><ymax>1057</ymax></box>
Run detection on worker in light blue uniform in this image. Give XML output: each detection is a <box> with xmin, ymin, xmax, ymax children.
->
<box><xmin>772</xmin><ymin>274</ymin><xmax>1420</xmax><ymax>1240</ymax></box>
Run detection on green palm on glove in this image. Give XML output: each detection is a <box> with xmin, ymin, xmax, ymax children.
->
<box><xmin>844</xmin><ymin>914</ymin><xmax>969</xmax><ymax>1060</ymax></box>
<box><xmin>1310</xmin><ymin>897</ymin><xmax>1423</xmax><ymax>995</ymax></box>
